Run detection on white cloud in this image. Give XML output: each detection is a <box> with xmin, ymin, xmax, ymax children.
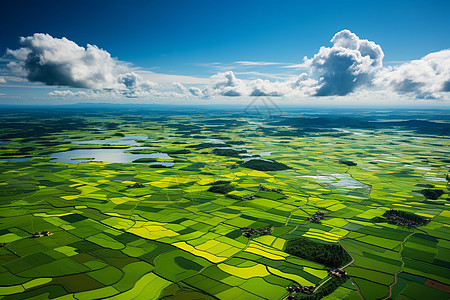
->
<box><xmin>187</xmin><ymin>30</ymin><xmax>386</xmax><ymax>98</ymax></box>
<box><xmin>210</xmin><ymin>71</ymin><xmax>250</xmax><ymax>96</ymax></box>
<box><xmin>197</xmin><ymin>30</ymin><xmax>448</xmax><ymax>101</ymax></box>
<box><xmin>188</xmin><ymin>87</ymin><xmax>204</xmax><ymax>97</ymax></box>
<box><xmin>7</xmin><ymin>33</ymin><xmax>131</xmax><ymax>89</ymax></box>
<box><xmin>235</xmin><ymin>71</ymin><xmax>291</xmax><ymax>80</ymax></box>
<box><xmin>305</xmin><ymin>29</ymin><xmax>384</xmax><ymax>96</ymax></box>
<box><xmin>48</xmin><ymin>81</ymin><xmax>189</xmax><ymax>100</ymax></box>
<box><xmin>234</xmin><ymin>61</ymin><xmax>282</xmax><ymax>66</ymax></box>
<box><xmin>5</xmin><ymin>31</ymin><xmax>450</xmax><ymax>102</ymax></box>
<box><xmin>6</xmin><ymin>33</ymin><xmax>159</xmax><ymax>97</ymax></box>
<box><xmin>186</xmin><ymin>71</ymin><xmax>318</xmax><ymax>98</ymax></box>
<box><xmin>374</xmin><ymin>49</ymin><xmax>450</xmax><ymax>98</ymax></box>
<box><xmin>48</xmin><ymin>90</ymin><xmax>93</xmax><ymax>98</ymax></box>
<box><xmin>282</xmin><ymin>63</ymin><xmax>307</xmax><ymax>69</ymax></box>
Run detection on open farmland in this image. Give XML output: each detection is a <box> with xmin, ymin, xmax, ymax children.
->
<box><xmin>0</xmin><ymin>107</ymin><xmax>449</xmax><ymax>300</ymax></box>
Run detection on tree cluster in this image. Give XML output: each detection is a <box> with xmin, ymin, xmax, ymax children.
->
<box><xmin>285</xmin><ymin>238</ymin><xmax>351</xmax><ymax>268</ymax></box>
<box><xmin>339</xmin><ymin>159</ymin><xmax>357</xmax><ymax>166</ymax></box>
<box><xmin>421</xmin><ymin>189</ymin><xmax>444</xmax><ymax>200</ymax></box>
<box><xmin>383</xmin><ymin>209</ymin><xmax>430</xmax><ymax>227</ymax></box>
<box><xmin>187</xmin><ymin>142</ymin><xmax>230</xmax><ymax>150</ymax></box>
<box><xmin>294</xmin><ymin>277</ymin><xmax>348</xmax><ymax>300</ymax></box>
<box><xmin>210</xmin><ymin>180</ymin><xmax>231</xmax><ymax>185</ymax></box>
<box><xmin>225</xmin><ymin>194</ymin><xmax>243</xmax><ymax>200</ymax></box>
<box><xmin>241</xmin><ymin>159</ymin><xmax>291</xmax><ymax>171</ymax></box>
<box><xmin>211</xmin><ymin>148</ymin><xmax>246</xmax><ymax>158</ymax></box>
<box><xmin>132</xmin><ymin>158</ymin><xmax>158</xmax><ymax>163</ymax></box>
<box><xmin>207</xmin><ymin>182</ymin><xmax>235</xmax><ymax>194</ymax></box>
<box><xmin>166</xmin><ymin>149</ymin><xmax>191</xmax><ymax>154</ymax></box>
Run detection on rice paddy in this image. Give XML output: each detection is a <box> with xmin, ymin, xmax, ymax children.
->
<box><xmin>0</xmin><ymin>108</ymin><xmax>449</xmax><ymax>299</ymax></box>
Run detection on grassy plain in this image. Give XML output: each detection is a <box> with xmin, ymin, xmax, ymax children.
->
<box><xmin>0</xmin><ymin>107</ymin><xmax>448</xmax><ymax>299</ymax></box>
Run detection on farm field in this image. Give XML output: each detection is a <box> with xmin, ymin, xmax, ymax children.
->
<box><xmin>0</xmin><ymin>106</ymin><xmax>449</xmax><ymax>300</ymax></box>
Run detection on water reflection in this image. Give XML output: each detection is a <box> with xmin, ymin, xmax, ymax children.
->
<box><xmin>0</xmin><ymin>157</ymin><xmax>31</xmax><ymax>162</ymax></box>
<box><xmin>71</xmin><ymin>135</ymin><xmax>148</xmax><ymax>146</ymax></box>
<box><xmin>50</xmin><ymin>147</ymin><xmax>171</xmax><ymax>163</ymax></box>
<box><xmin>149</xmin><ymin>161</ymin><xmax>174</xmax><ymax>167</ymax></box>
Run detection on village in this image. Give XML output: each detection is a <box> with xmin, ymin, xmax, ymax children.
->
<box><xmin>385</xmin><ymin>214</ymin><xmax>430</xmax><ymax>227</ymax></box>
<box><xmin>383</xmin><ymin>209</ymin><xmax>430</xmax><ymax>228</ymax></box>
<box><xmin>309</xmin><ymin>211</ymin><xmax>326</xmax><ymax>223</ymax></box>
<box><xmin>240</xmin><ymin>226</ymin><xmax>274</xmax><ymax>238</ymax></box>
<box><xmin>285</xmin><ymin>269</ymin><xmax>348</xmax><ymax>299</ymax></box>
<box><xmin>30</xmin><ymin>230</ymin><xmax>53</xmax><ymax>238</ymax></box>
<box><xmin>258</xmin><ymin>184</ymin><xmax>284</xmax><ymax>194</ymax></box>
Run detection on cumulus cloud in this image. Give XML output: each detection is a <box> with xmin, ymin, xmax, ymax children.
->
<box><xmin>48</xmin><ymin>90</ymin><xmax>93</xmax><ymax>98</ymax></box>
<box><xmin>305</xmin><ymin>29</ymin><xmax>384</xmax><ymax>96</ymax></box>
<box><xmin>190</xmin><ymin>30</ymin><xmax>385</xmax><ymax>98</ymax></box>
<box><xmin>0</xmin><ymin>77</ymin><xmax>6</xmax><ymax>83</ymax></box>
<box><xmin>249</xmin><ymin>79</ymin><xmax>284</xmax><ymax>96</ymax></box>
<box><xmin>188</xmin><ymin>87</ymin><xmax>204</xmax><ymax>97</ymax></box>
<box><xmin>49</xmin><ymin>82</ymin><xmax>188</xmax><ymax>100</ymax></box>
<box><xmin>6</xmin><ymin>33</ymin><xmax>156</xmax><ymax>96</ymax></box>
<box><xmin>210</xmin><ymin>71</ymin><xmax>249</xmax><ymax>96</ymax></box>
<box><xmin>287</xmin><ymin>73</ymin><xmax>320</xmax><ymax>95</ymax></box>
<box><xmin>188</xmin><ymin>71</ymin><xmax>318</xmax><ymax>98</ymax></box>
<box><xmin>7</xmin><ymin>33</ymin><xmax>127</xmax><ymax>89</ymax></box>
<box><xmin>198</xmin><ymin>30</ymin><xmax>448</xmax><ymax>100</ymax></box>
<box><xmin>117</xmin><ymin>72</ymin><xmax>159</xmax><ymax>97</ymax></box>
<box><xmin>374</xmin><ymin>49</ymin><xmax>450</xmax><ymax>98</ymax></box>
<box><xmin>6</xmin><ymin>31</ymin><xmax>450</xmax><ymax>101</ymax></box>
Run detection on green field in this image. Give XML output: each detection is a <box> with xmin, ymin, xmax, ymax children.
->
<box><xmin>0</xmin><ymin>108</ymin><xmax>449</xmax><ymax>300</ymax></box>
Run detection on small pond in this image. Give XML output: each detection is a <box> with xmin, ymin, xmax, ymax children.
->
<box><xmin>0</xmin><ymin>157</ymin><xmax>31</xmax><ymax>162</ymax></box>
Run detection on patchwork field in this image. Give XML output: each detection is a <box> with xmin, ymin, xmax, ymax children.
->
<box><xmin>0</xmin><ymin>107</ymin><xmax>449</xmax><ymax>300</ymax></box>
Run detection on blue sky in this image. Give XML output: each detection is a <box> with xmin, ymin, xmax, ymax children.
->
<box><xmin>0</xmin><ymin>0</ymin><xmax>449</xmax><ymax>106</ymax></box>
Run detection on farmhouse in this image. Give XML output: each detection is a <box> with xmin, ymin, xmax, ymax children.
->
<box><xmin>310</xmin><ymin>211</ymin><xmax>326</xmax><ymax>223</ymax></box>
<box><xmin>259</xmin><ymin>184</ymin><xmax>284</xmax><ymax>194</ymax></box>
<box><xmin>127</xmin><ymin>182</ymin><xmax>144</xmax><ymax>188</ymax></box>
<box><xmin>240</xmin><ymin>226</ymin><xmax>274</xmax><ymax>238</ymax></box>
<box><xmin>286</xmin><ymin>284</ymin><xmax>315</xmax><ymax>294</ymax></box>
<box><xmin>329</xmin><ymin>268</ymin><xmax>347</xmax><ymax>278</ymax></box>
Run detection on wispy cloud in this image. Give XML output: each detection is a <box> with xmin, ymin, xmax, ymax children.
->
<box><xmin>234</xmin><ymin>61</ymin><xmax>283</xmax><ymax>66</ymax></box>
<box><xmin>282</xmin><ymin>63</ymin><xmax>307</xmax><ymax>69</ymax></box>
<box><xmin>234</xmin><ymin>71</ymin><xmax>293</xmax><ymax>80</ymax></box>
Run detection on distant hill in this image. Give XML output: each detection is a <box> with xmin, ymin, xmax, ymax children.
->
<box><xmin>271</xmin><ymin>117</ymin><xmax>450</xmax><ymax>136</ymax></box>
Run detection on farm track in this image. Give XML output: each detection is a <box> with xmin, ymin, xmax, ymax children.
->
<box><xmin>339</xmin><ymin>238</ymin><xmax>366</xmax><ymax>300</ymax></box>
<box><xmin>383</xmin><ymin>232</ymin><xmax>415</xmax><ymax>300</ymax></box>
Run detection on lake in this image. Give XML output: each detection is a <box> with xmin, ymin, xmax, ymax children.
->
<box><xmin>50</xmin><ymin>147</ymin><xmax>171</xmax><ymax>163</ymax></box>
